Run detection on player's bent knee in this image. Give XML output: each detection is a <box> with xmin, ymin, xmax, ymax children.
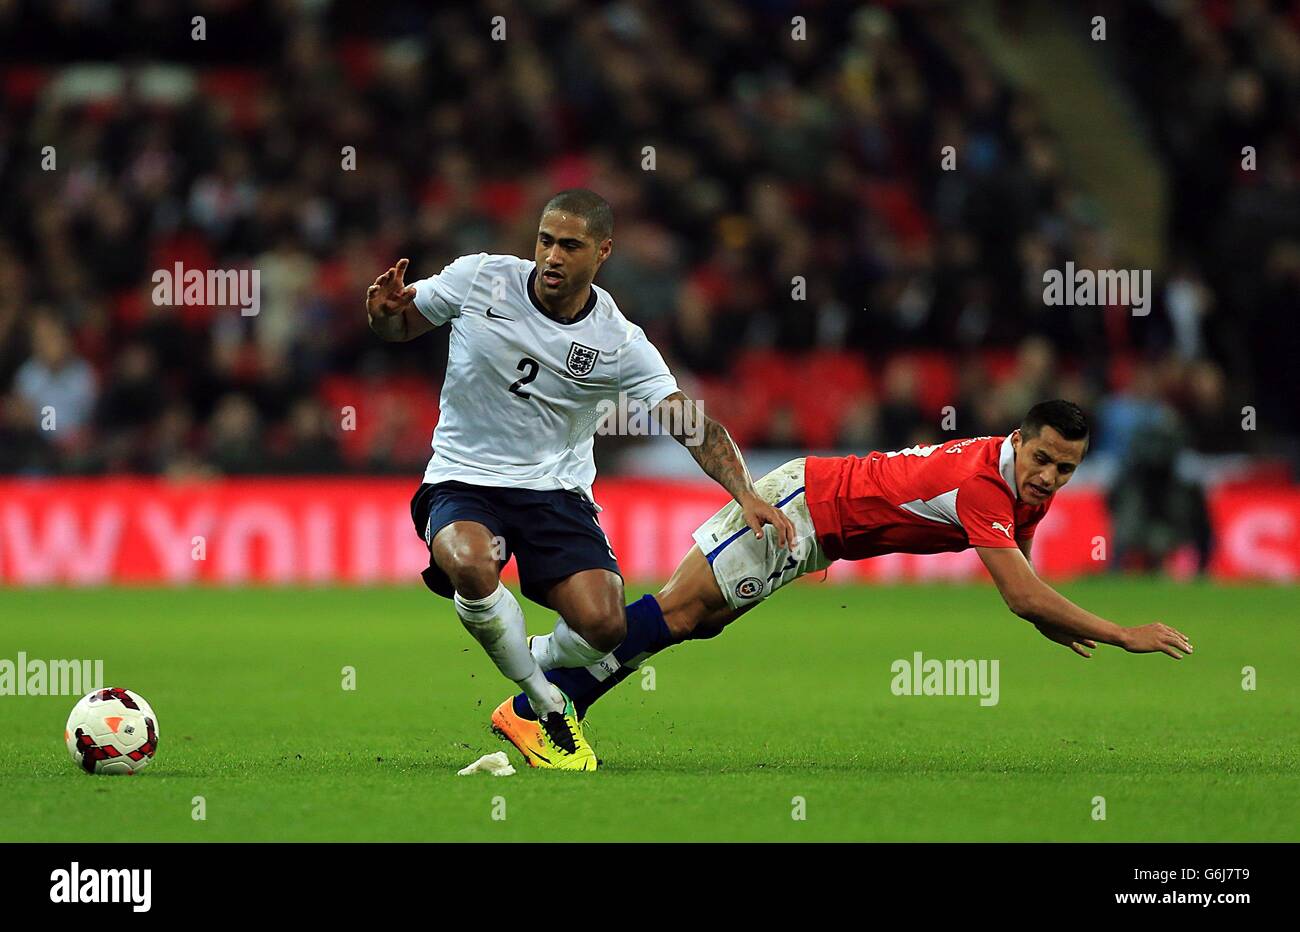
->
<box><xmin>448</xmin><ymin>563</ymin><xmax>499</xmax><ymax>600</ymax></box>
<box><xmin>436</xmin><ymin>549</ymin><xmax>499</xmax><ymax>600</ymax></box>
<box><xmin>431</xmin><ymin>530</ymin><xmax>502</xmax><ymax>600</ymax></box>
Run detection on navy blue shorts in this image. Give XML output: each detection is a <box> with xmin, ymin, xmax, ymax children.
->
<box><xmin>409</xmin><ymin>481</ymin><xmax>621</xmax><ymax>607</ymax></box>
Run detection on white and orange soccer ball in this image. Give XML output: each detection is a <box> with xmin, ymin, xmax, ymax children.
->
<box><xmin>64</xmin><ymin>688</ymin><xmax>160</xmax><ymax>775</ymax></box>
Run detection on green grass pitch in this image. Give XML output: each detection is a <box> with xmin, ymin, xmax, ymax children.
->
<box><xmin>1</xmin><ymin>581</ymin><xmax>1296</xmax><ymax>841</ymax></box>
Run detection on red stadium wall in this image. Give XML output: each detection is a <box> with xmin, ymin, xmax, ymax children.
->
<box><xmin>0</xmin><ymin>479</ymin><xmax>1296</xmax><ymax>586</ymax></box>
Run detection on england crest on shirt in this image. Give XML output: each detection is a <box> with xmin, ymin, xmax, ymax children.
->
<box><xmin>566</xmin><ymin>342</ymin><xmax>600</xmax><ymax>377</ymax></box>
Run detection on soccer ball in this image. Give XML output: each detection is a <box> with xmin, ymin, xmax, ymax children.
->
<box><xmin>64</xmin><ymin>688</ymin><xmax>160</xmax><ymax>775</ymax></box>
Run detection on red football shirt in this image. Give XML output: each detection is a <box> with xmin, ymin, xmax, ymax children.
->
<box><xmin>804</xmin><ymin>436</ymin><xmax>1052</xmax><ymax>561</ymax></box>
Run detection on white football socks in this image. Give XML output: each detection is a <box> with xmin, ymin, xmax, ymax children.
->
<box><xmin>454</xmin><ymin>583</ymin><xmax>564</xmax><ymax>716</ymax></box>
<box><xmin>531</xmin><ymin>619</ymin><xmax>613</xmax><ymax>672</ymax></box>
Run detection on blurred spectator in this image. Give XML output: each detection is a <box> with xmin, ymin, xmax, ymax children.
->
<box><xmin>13</xmin><ymin>313</ymin><xmax>97</xmax><ymax>443</ymax></box>
<box><xmin>90</xmin><ymin>342</ymin><xmax>167</xmax><ymax>471</ymax></box>
<box><xmin>205</xmin><ymin>394</ymin><xmax>263</xmax><ymax>475</ymax></box>
<box><xmin>1108</xmin><ymin>410</ymin><xmax>1212</xmax><ymax>575</ymax></box>
<box><xmin>1182</xmin><ymin>361</ymin><xmax>1243</xmax><ymax>455</ymax></box>
<box><xmin>150</xmin><ymin>401</ymin><xmax>198</xmax><ymax>474</ymax></box>
<box><xmin>0</xmin><ymin>393</ymin><xmax>54</xmax><ymax>474</ymax></box>
<box><xmin>878</xmin><ymin>359</ymin><xmax>925</xmax><ymax>449</ymax></box>
<box><xmin>95</xmin><ymin>343</ymin><xmax>166</xmax><ymax>432</ymax></box>
<box><xmin>997</xmin><ymin>337</ymin><xmax>1058</xmax><ymax>421</ymax></box>
<box><xmin>1093</xmin><ymin>368</ymin><xmax>1169</xmax><ymax>460</ymax></box>
<box><xmin>838</xmin><ymin>398</ymin><xmax>882</xmax><ymax>451</ymax></box>
<box><xmin>269</xmin><ymin>397</ymin><xmax>345</xmax><ymax>474</ymax></box>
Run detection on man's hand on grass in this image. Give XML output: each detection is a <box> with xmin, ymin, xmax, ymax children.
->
<box><xmin>1119</xmin><ymin>622</ymin><xmax>1194</xmax><ymax>659</ymax></box>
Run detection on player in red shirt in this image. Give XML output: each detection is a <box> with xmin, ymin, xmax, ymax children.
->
<box><xmin>491</xmin><ymin>400</ymin><xmax>1194</xmax><ymax>769</ymax></box>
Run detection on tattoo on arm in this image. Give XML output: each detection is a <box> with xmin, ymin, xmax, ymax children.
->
<box><xmin>656</xmin><ymin>393</ymin><xmax>755</xmax><ymax>502</ymax></box>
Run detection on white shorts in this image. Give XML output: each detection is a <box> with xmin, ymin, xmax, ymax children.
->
<box><xmin>691</xmin><ymin>458</ymin><xmax>831</xmax><ymax>611</ymax></box>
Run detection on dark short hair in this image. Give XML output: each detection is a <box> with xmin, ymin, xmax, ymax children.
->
<box><xmin>1021</xmin><ymin>400</ymin><xmax>1090</xmax><ymax>452</ymax></box>
<box><xmin>541</xmin><ymin>189</ymin><xmax>613</xmax><ymax>243</ymax></box>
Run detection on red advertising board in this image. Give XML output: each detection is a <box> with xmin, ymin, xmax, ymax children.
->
<box><xmin>0</xmin><ymin>478</ymin><xmax>1296</xmax><ymax>585</ymax></box>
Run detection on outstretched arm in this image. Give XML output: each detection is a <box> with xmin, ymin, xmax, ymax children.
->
<box><xmin>366</xmin><ymin>258</ymin><xmax>435</xmax><ymax>342</ymax></box>
<box><xmin>654</xmin><ymin>391</ymin><xmax>796</xmax><ymax>550</ymax></box>
<box><xmin>1013</xmin><ymin>539</ymin><xmax>1096</xmax><ymax>655</ymax></box>
<box><xmin>978</xmin><ymin>546</ymin><xmax>1194</xmax><ymax>659</ymax></box>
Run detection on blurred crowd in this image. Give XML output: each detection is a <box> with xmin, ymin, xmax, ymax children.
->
<box><xmin>0</xmin><ymin>0</ymin><xmax>1295</xmax><ymax>479</ymax></box>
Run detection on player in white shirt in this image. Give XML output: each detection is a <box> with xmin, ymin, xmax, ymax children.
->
<box><xmin>365</xmin><ymin>189</ymin><xmax>795</xmax><ymax>770</ymax></box>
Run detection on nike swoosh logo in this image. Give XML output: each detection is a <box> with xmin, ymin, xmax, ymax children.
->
<box><xmin>485</xmin><ymin>308</ymin><xmax>514</xmax><ymax>321</ymax></box>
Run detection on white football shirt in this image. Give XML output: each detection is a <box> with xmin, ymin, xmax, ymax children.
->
<box><xmin>410</xmin><ymin>253</ymin><xmax>679</xmax><ymax>501</ymax></box>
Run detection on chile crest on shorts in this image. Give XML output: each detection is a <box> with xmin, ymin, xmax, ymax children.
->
<box><xmin>735</xmin><ymin>576</ymin><xmax>764</xmax><ymax>600</ymax></box>
<box><xmin>566</xmin><ymin>342</ymin><xmax>600</xmax><ymax>377</ymax></box>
